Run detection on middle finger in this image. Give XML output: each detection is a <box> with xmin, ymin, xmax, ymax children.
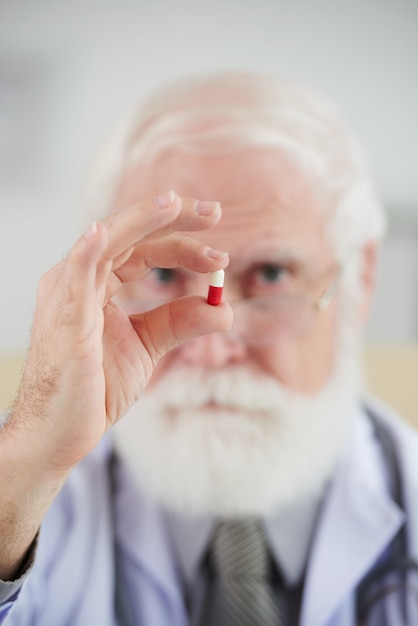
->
<box><xmin>113</xmin><ymin>235</ymin><xmax>229</xmax><ymax>282</ymax></box>
<box><xmin>103</xmin><ymin>193</ymin><xmax>221</xmax><ymax>263</ymax></box>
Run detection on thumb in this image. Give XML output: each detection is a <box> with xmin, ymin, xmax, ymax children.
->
<box><xmin>130</xmin><ymin>297</ymin><xmax>233</xmax><ymax>364</ymax></box>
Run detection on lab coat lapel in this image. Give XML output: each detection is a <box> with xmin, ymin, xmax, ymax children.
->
<box><xmin>366</xmin><ymin>397</ymin><xmax>418</xmax><ymax>622</ymax></box>
<box><xmin>299</xmin><ymin>413</ymin><xmax>405</xmax><ymax>626</ymax></box>
<box><xmin>367</xmin><ymin>396</ymin><xmax>418</xmax><ymax>560</ymax></box>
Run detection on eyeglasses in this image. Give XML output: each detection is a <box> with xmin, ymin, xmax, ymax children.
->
<box><xmin>227</xmin><ymin>268</ymin><xmax>341</xmax><ymax>344</ymax></box>
<box><xmin>121</xmin><ymin>269</ymin><xmax>341</xmax><ymax>345</ymax></box>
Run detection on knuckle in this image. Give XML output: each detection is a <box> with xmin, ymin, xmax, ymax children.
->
<box><xmin>37</xmin><ymin>264</ymin><xmax>61</xmax><ymax>301</ymax></box>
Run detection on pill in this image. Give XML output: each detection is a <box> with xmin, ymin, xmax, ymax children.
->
<box><xmin>207</xmin><ymin>269</ymin><xmax>224</xmax><ymax>306</ymax></box>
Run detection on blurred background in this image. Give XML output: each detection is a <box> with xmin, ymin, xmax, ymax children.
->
<box><xmin>0</xmin><ymin>0</ymin><xmax>417</xmax><ymax>415</ymax></box>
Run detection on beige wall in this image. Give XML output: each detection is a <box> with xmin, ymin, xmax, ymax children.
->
<box><xmin>0</xmin><ymin>355</ymin><xmax>24</xmax><ymax>412</ymax></box>
<box><xmin>1</xmin><ymin>347</ymin><xmax>417</xmax><ymax>428</ymax></box>
<box><xmin>362</xmin><ymin>345</ymin><xmax>418</xmax><ymax>428</ymax></box>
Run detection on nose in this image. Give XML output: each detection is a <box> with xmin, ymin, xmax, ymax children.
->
<box><xmin>178</xmin><ymin>330</ymin><xmax>248</xmax><ymax>369</ymax></box>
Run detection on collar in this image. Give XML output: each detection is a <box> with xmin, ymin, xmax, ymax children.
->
<box><xmin>164</xmin><ymin>476</ymin><xmax>325</xmax><ymax>590</ymax></box>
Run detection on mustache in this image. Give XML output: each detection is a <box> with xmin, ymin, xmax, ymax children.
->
<box><xmin>144</xmin><ymin>367</ymin><xmax>305</xmax><ymax>414</ymax></box>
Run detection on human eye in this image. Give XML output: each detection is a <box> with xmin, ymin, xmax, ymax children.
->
<box><xmin>134</xmin><ymin>267</ymin><xmax>187</xmax><ymax>302</ymax></box>
<box><xmin>152</xmin><ymin>267</ymin><xmax>178</xmax><ymax>284</ymax></box>
<box><xmin>256</xmin><ymin>264</ymin><xmax>287</xmax><ymax>284</ymax></box>
<box><xmin>253</xmin><ymin>263</ymin><xmax>291</xmax><ymax>288</ymax></box>
<box><xmin>149</xmin><ymin>267</ymin><xmax>186</xmax><ymax>294</ymax></box>
<box><xmin>242</xmin><ymin>262</ymin><xmax>293</xmax><ymax>297</ymax></box>
<box><xmin>119</xmin><ymin>268</ymin><xmax>186</xmax><ymax>313</ymax></box>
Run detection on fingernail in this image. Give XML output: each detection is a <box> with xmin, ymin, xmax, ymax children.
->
<box><xmin>205</xmin><ymin>247</ymin><xmax>229</xmax><ymax>260</ymax></box>
<box><xmin>154</xmin><ymin>190</ymin><xmax>175</xmax><ymax>209</ymax></box>
<box><xmin>84</xmin><ymin>221</ymin><xmax>98</xmax><ymax>240</ymax></box>
<box><xmin>195</xmin><ymin>200</ymin><xmax>220</xmax><ymax>216</ymax></box>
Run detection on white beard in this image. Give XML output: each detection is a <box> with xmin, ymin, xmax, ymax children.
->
<box><xmin>112</xmin><ymin>329</ymin><xmax>363</xmax><ymax>517</ymax></box>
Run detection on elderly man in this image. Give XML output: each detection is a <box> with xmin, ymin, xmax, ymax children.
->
<box><xmin>1</xmin><ymin>72</ymin><xmax>417</xmax><ymax>625</ymax></box>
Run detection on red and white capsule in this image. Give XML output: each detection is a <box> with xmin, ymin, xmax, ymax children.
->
<box><xmin>207</xmin><ymin>269</ymin><xmax>225</xmax><ymax>306</ymax></box>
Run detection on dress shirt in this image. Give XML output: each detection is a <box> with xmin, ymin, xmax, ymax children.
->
<box><xmin>163</xmin><ymin>484</ymin><xmax>326</xmax><ymax>624</ymax></box>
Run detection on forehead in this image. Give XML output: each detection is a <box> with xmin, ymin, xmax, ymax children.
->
<box><xmin>115</xmin><ymin>147</ymin><xmax>335</xmax><ymax>269</ymax></box>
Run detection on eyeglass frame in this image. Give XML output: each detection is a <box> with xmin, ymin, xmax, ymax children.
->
<box><xmin>120</xmin><ymin>265</ymin><xmax>343</xmax><ymax>344</ymax></box>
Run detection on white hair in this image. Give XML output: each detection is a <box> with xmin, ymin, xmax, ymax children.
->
<box><xmin>84</xmin><ymin>71</ymin><xmax>386</xmax><ymax>268</ymax></box>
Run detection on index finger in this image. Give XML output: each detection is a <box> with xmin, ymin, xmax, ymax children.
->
<box><xmin>102</xmin><ymin>191</ymin><xmax>221</xmax><ymax>262</ymax></box>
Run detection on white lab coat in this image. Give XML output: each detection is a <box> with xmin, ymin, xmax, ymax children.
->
<box><xmin>2</xmin><ymin>398</ymin><xmax>418</xmax><ymax>625</ymax></box>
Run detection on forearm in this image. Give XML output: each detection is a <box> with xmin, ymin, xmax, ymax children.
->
<box><xmin>0</xmin><ymin>411</ymin><xmax>68</xmax><ymax>581</ymax></box>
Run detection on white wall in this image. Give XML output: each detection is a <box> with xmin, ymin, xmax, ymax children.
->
<box><xmin>1</xmin><ymin>0</ymin><xmax>417</xmax><ymax>352</ymax></box>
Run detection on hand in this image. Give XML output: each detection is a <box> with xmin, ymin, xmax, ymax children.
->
<box><xmin>12</xmin><ymin>191</ymin><xmax>231</xmax><ymax>475</ymax></box>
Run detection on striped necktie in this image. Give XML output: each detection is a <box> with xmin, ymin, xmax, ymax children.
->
<box><xmin>200</xmin><ymin>519</ymin><xmax>283</xmax><ymax>625</ymax></box>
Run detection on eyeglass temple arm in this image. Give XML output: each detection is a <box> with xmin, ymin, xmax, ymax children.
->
<box><xmin>315</xmin><ymin>267</ymin><xmax>342</xmax><ymax>310</ymax></box>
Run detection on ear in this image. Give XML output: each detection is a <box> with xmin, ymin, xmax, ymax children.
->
<box><xmin>358</xmin><ymin>241</ymin><xmax>379</xmax><ymax>327</ymax></box>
